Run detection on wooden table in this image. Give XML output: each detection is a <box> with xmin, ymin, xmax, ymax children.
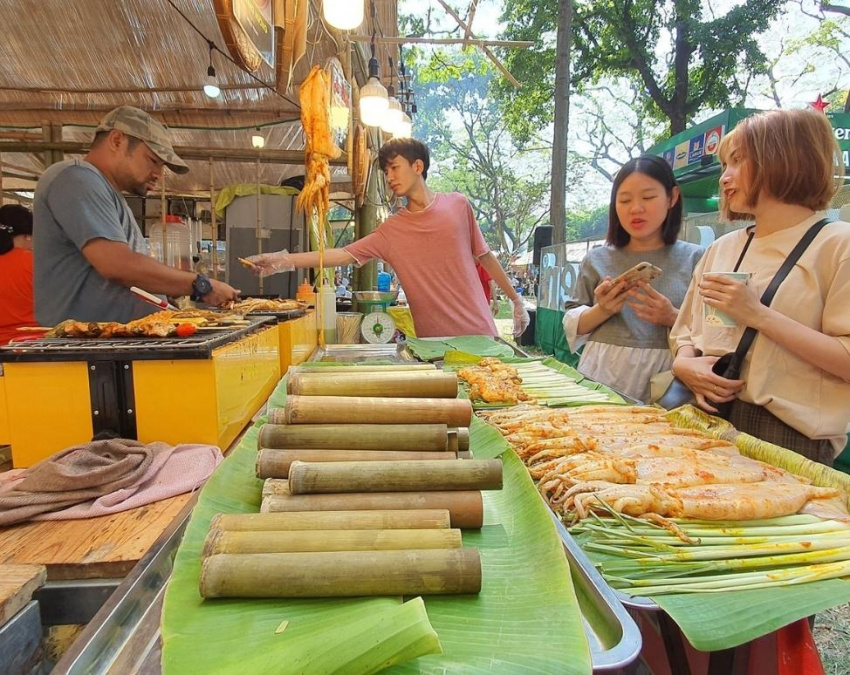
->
<box><xmin>0</xmin><ymin>494</ymin><xmax>192</xmax><ymax>580</ymax></box>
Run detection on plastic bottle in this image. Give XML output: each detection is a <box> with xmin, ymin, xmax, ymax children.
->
<box><xmin>296</xmin><ymin>277</ymin><xmax>316</xmax><ymax>306</ymax></box>
<box><xmin>149</xmin><ymin>215</ymin><xmax>192</xmax><ymax>271</ymax></box>
<box><xmin>319</xmin><ymin>281</ymin><xmax>338</xmax><ymax>343</ymax></box>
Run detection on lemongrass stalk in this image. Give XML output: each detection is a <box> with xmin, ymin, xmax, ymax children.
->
<box><xmin>601</xmin><ymin>545</ymin><xmax>850</xmax><ymax>576</ymax></box>
<box><xmin>590</xmin><ymin>538</ymin><xmax>850</xmax><ymax>562</ymax></box>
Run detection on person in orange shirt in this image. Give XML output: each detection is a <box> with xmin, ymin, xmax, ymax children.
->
<box><xmin>0</xmin><ymin>204</ymin><xmax>36</xmax><ymax>344</ymax></box>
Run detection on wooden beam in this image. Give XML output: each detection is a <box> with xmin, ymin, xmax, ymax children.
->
<box><xmin>432</xmin><ymin>0</ymin><xmax>521</xmax><ymax>88</ymax></box>
<box><xmin>0</xmin><ymin>84</ymin><xmax>272</xmax><ymax>95</ymax></box>
<box><xmin>0</xmin><ymin>104</ymin><xmax>300</xmax><ymax>118</ymax></box>
<box><xmin>463</xmin><ymin>0</ymin><xmax>481</xmax><ymax>48</ymax></box>
<box><xmin>346</xmin><ymin>35</ymin><xmax>533</xmax><ymax>49</ymax></box>
<box><xmin>0</xmin><ymin>141</ymin><xmax>347</xmax><ymax>167</ymax></box>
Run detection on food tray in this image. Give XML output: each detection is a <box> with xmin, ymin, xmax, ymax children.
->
<box><xmin>308</xmin><ymin>343</ymin><xmax>416</xmax><ymax>364</ymax></box>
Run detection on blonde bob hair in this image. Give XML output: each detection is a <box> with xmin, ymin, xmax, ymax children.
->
<box><xmin>718</xmin><ymin>108</ymin><xmax>844</xmax><ymax>221</ymax></box>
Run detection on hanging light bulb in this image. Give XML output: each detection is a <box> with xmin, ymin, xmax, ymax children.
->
<box><xmin>251</xmin><ymin>129</ymin><xmax>265</xmax><ymax>149</ymax></box>
<box><xmin>393</xmin><ymin>111</ymin><xmax>412</xmax><ymax>138</ymax></box>
<box><xmin>381</xmin><ymin>88</ymin><xmax>402</xmax><ymax>133</ymax></box>
<box><xmin>322</xmin><ymin>0</ymin><xmax>364</xmax><ymax>30</ymax></box>
<box><xmin>381</xmin><ymin>58</ymin><xmax>403</xmax><ymax>133</ymax></box>
<box><xmin>359</xmin><ymin>37</ymin><xmax>388</xmax><ymax>127</ymax></box>
<box><xmin>203</xmin><ymin>41</ymin><xmax>220</xmax><ymax>98</ymax></box>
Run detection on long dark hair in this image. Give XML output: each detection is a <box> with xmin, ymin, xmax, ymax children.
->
<box><xmin>0</xmin><ymin>204</ymin><xmax>33</xmax><ymax>255</ymax></box>
<box><xmin>606</xmin><ymin>155</ymin><xmax>683</xmax><ymax>248</ymax></box>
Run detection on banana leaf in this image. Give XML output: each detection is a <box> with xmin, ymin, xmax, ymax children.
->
<box><xmin>389</xmin><ymin>421</ymin><xmax>591</xmax><ymax>674</ymax></box>
<box><xmin>405</xmin><ymin>336</ymin><xmax>514</xmax><ymax>362</ymax></box>
<box><xmin>161</xmin><ymin>419</ymin><xmax>441</xmax><ymax>674</ymax></box>
<box><xmin>570</xmin><ymin>404</ymin><xmax>850</xmax><ymax>651</ymax></box>
<box><xmin>162</xmin><ymin>378</ymin><xmax>592</xmax><ymax>674</ymax></box>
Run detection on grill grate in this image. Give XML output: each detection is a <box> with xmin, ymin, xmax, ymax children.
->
<box><xmin>0</xmin><ymin>317</ymin><xmax>276</xmax><ymax>363</ymax></box>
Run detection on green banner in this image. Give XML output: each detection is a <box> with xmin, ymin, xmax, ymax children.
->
<box><xmin>535</xmin><ymin>306</ymin><xmax>580</xmax><ymax>368</ymax></box>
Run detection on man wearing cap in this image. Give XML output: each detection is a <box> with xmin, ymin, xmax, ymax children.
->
<box><xmin>33</xmin><ymin>106</ymin><xmax>239</xmax><ymax>325</ymax></box>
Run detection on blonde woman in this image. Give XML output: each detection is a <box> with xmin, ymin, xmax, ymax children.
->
<box><xmin>670</xmin><ymin>109</ymin><xmax>850</xmax><ymax>465</ymax></box>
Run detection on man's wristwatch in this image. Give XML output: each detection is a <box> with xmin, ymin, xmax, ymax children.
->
<box><xmin>190</xmin><ymin>274</ymin><xmax>213</xmax><ymax>302</ymax></box>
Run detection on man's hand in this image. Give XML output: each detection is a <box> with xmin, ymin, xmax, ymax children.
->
<box><xmin>628</xmin><ymin>281</ymin><xmax>678</xmax><ymax>327</ymax></box>
<box><xmin>202</xmin><ymin>279</ymin><xmax>240</xmax><ymax>306</ymax></box>
<box><xmin>490</xmin><ymin>297</ymin><xmax>499</xmax><ymax>316</ymax></box>
<box><xmin>246</xmin><ymin>250</ymin><xmax>295</xmax><ymax>277</ymax></box>
<box><xmin>512</xmin><ymin>299</ymin><xmax>530</xmax><ymax>337</ymax></box>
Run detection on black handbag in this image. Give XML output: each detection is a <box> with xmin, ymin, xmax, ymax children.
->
<box><xmin>658</xmin><ymin>218</ymin><xmax>831</xmax><ymax>417</ymax></box>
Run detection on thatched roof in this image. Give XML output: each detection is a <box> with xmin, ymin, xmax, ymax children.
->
<box><xmin>0</xmin><ymin>0</ymin><xmax>399</xmax><ymax>196</ymax></box>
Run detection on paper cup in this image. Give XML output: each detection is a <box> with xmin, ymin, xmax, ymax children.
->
<box><xmin>702</xmin><ymin>272</ymin><xmax>751</xmax><ymax>327</ymax></box>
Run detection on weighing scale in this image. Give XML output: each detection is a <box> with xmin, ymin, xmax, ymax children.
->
<box><xmin>353</xmin><ymin>290</ymin><xmax>399</xmax><ymax>344</ymax></box>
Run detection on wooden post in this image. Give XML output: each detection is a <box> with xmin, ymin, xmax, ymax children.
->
<box><xmin>209</xmin><ymin>158</ymin><xmax>218</xmax><ymax>280</ymax></box>
<box><xmin>160</xmin><ymin>175</ymin><xmax>167</xmax><ymax>263</ymax></box>
<box><xmin>41</xmin><ymin>122</ymin><xmax>64</xmax><ymax>167</ymax></box>
<box><xmin>0</xmin><ymin>153</ymin><xmax>4</xmax><ymax>207</ymax></box>
<box><xmin>549</xmin><ymin>0</ymin><xmax>573</xmax><ymax>246</ymax></box>
<box><xmin>353</xmin><ymin>131</ymin><xmax>379</xmax><ymax>294</ymax></box>
<box><xmin>256</xmin><ymin>156</ymin><xmax>264</xmax><ymax>294</ymax></box>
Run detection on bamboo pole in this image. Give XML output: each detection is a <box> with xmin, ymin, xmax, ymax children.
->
<box><xmin>209</xmin><ymin>158</ymin><xmax>218</xmax><ymax>281</ymax></box>
<box><xmin>454</xmin><ymin>427</ymin><xmax>470</xmax><ymax>451</ymax></box>
<box><xmin>287</xmin><ymin>371</ymin><xmax>458</xmax><ymax>398</ymax></box>
<box><xmin>200</xmin><ymin>549</ymin><xmax>482</xmax><ymax>598</ymax></box>
<box><xmin>261</xmin><ymin>486</ymin><xmax>484</xmax><ymax>529</ymax></box>
<box><xmin>258</xmin><ymin>423</ymin><xmax>449</xmax><ymax>451</ymax></box>
<box><xmin>212</xmin><ymin>509</ymin><xmax>451</xmax><ymax>531</ymax></box>
<box><xmin>345</xmin><ymin>35</ymin><xmax>533</xmax><ymax>48</ymax></box>
<box><xmin>287</xmin><ymin>459</ymin><xmax>503</xmax><ymax>494</ymax></box>
<box><xmin>257</xmin><ymin>448</ymin><xmax>458</xmax><ymax>478</ymax></box>
<box><xmin>276</xmin><ymin>396</ymin><xmax>473</xmax><ymax>426</ymax></box>
<box><xmin>203</xmin><ymin>528</ymin><xmax>463</xmax><ymax>556</ymax></box>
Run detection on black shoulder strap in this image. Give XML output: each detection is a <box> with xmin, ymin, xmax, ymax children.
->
<box><xmin>732</xmin><ymin>218</ymin><xmax>831</xmax><ymax>362</ymax></box>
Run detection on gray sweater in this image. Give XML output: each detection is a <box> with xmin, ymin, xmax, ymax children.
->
<box><xmin>565</xmin><ymin>241</ymin><xmax>705</xmax><ymax>350</ymax></box>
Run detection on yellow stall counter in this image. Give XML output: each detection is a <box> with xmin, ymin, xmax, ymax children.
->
<box><xmin>0</xmin><ymin>323</ymin><xmax>280</xmax><ymax>468</ymax></box>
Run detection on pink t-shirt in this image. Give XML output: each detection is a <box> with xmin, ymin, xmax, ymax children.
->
<box><xmin>345</xmin><ymin>192</ymin><xmax>498</xmax><ymax>337</ymax></box>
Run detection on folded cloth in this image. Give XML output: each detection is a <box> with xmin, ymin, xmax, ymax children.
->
<box><xmin>0</xmin><ymin>439</ymin><xmax>222</xmax><ymax>526</ymax></box>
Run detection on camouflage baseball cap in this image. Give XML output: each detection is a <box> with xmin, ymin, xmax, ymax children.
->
<box><xmin>95</xmin><ymin>106</ymin><xmax>190</xmax><ymax>174</ymax></box>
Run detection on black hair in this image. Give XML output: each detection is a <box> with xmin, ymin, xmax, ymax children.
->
<box><xmin>0</xmin><ymin>204</ymin><xmax>33</xmax><ymax>255</ymax></box>
<box><xmin>378</xmin><ymin>138</ymin><xmax>430</xmax><ymax>180</ymax></box>
<box><xmin>92</xmin><ymin>130</ymin><xmax>142</xmax><ymax>154</ymax></box>
<box><xmin>606</xmin><ymin>155</ymin><xmax>683</xmax><ymax>248</ymax></box>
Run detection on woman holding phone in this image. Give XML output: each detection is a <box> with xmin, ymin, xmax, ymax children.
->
<box><xmin>564</xmin><ymin>155</ymin><xmax>704</xmax><ymax>402</ymax></box>
<box><xmin>670</xmin><ymin>109</ymin><xmax>849</xmax><ymax>465</ymax></box>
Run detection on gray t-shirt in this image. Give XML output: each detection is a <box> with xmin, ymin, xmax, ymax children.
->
<box><xmin>565</xmin><ymin>241</ymin><xmax>705</xmax><ymax>349</ymax></box>
<box><xmin>33</xmin><ymin>159</ymin><xmax>156</xmax><ymax>324</ymax></box>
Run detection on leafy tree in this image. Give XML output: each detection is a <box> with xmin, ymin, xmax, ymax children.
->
<box><xmin>497</xmin><ymin>0</ymin><xmax>786</xmax><ymax>137</ymax></box>
<box><xmin>413</xmin><ymin>52</ymin><xmax>553</xmax><ymax>258</ymax></box>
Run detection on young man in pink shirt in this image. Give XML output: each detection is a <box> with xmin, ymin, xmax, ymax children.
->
<box><xmin>248</xmin><ymin>138</ymin><xmax>529</xmax><ymax>338</ymax></box>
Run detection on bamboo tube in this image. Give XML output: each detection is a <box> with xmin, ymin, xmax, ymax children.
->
<box><xmin>212</xmin><ymin>509</ymin><xmax>451</xmax><ymax>531</ymax></box>
<box><xmin>275</xmin><ymin>396</ymin><xmax>473</xmax><ymax>426</ymax></box>
<box><xmin>258</xmin><ymin>424</ymin><xmax>449</xmax><ymax>451</ymax></box>
<box><xmin>458</xmin><ymin>451</ymin><xmax>473</xmax><ymax>459</ymax></box>
<box><xmin>288</xmin><ymin>459</ymin><xmax>503</xmax><ymax>494</ymax></box>
<box><xmin>453</xmin><ymin>427</ymin><xmax>470</xmax><ymax>451</ymax></box>
<box><xmin>293</xmin><ymin>364</ymin><xmax>437</xmax><ymax>373</ymax></box>
<box><xmin>287</xmin><ymin>371</ymin><xmax>458</xmax><ymax>398</ymax></box>
<box><xmin>257</xmin><ymin>448</ymin><xmax>458</xmax><ymax>478</ymax></box>
<box><xmin>203</xmin><ymin>528</ymin><xmax>463</xmax><ymax>556</ymax></box>
<box><xmin>200</xmin><ymin>549</ymin><xmax>482</xmax><ymax>598</ymax></box>
<box><xmin>261</xmin><ymin>486</ymin><xmax>484</xmax><ymax>529</ymax></box>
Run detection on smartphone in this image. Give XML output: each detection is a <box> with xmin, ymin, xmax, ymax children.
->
<box><xmin>610</xmin><ymin>262</ymin><xmax>662</xmax><ymax>289</ymax></box>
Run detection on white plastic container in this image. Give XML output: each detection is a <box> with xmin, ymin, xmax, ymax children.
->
<box><xmin>318</xmin><ymin>282</ymin><xmax>338</xmax><ymax>343</ymax></box>
<box><xmin>149</xmin><ymin>215</ymin><xmax>193</xmax><ymax>271</ymax></box>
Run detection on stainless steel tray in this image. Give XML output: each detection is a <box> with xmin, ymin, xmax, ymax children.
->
<box><xmin>548</xmin><ymin>511</ymin><xmax>644</xmax><ymax>668</ymax></box>
<box><xmin>551</xmin><ymin>510</ymin><xmax>659</xmax><ymax>613</ymax></box>
<box><xmin>309</xmin><ymin>343</ymin><xmax>416</xmax><ymax>363</ymax></box>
